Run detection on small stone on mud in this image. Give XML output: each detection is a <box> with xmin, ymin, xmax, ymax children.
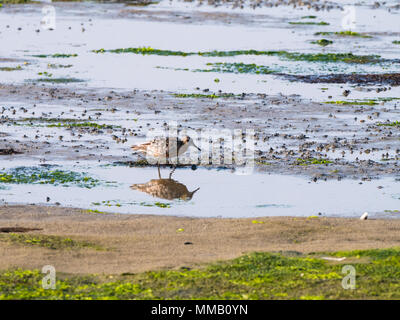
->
<box><xmin>343</xmin><ymin>90</ymin><xmax>351</xmax><ymax>97</ymax></box>
<box><xmin>180</xmin><ymin>267</ymin><xmax>191</xmax><ymax>271</ymax></box>
<box><xmin>360</xmin><ymin>212</ymin><xmax>368</xmax><ymax>220</ymax></box>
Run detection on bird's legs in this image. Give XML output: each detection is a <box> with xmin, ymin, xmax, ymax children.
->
<box><xmin>157</xmin><ymin>162</ymin><xmax>161</xmax><ymax>179</ymax></box>
<box><xmin>169</xmin><ymin>164</ymin><xmax>177</xmax><ymax>179</ymax></box>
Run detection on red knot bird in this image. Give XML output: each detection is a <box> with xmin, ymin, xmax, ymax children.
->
<box><xmin>131</xmin><ymin>135</ymin><xmax>200</xmax><ymax>178</ymax></box>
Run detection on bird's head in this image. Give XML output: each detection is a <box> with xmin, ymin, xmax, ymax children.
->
<box><xmin>181</xmin><ymin>187</ymin><xmax>200</xmax><ymax>200</ymax></box>
<box><xmin>181</xmin><ymin>136</ymin><xmax>191</xmax><ymax>144</ymax></box>
<box><xmin>182</xmin><ymin>136</ymin><xmax>201</xmax><ymax>151</ymax></box>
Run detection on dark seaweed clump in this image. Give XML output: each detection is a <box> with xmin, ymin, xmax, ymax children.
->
<box><xmin>197</xmin><ymin>62</ymin><xmax>275</xmax><ymax>74</ymax></box>
<box><xmin>311</xmin><ymin>39</ymin><xmax>333</xmax><ymax>47</ymax></box>
<box><xmin>32</xmin><ymin>54</ymin><xmax>78</xmax><ymax>58</ymax></box>
<box><xmin>283</xmin><ymin>73</ymin><xmax>400</xmax><ymax>86</ymax></box>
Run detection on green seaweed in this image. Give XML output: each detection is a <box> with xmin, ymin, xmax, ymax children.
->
<box><xmin>33</xmin><ymin>78</ymin><xmax>84</xmax><ymax>83</ymax></box>
<box><xmin>296</xmin><ymin>158</ymin><xmax>332</xmax><ymax>165</ymax></box>
<box><xmin>311</xmin><ymin>39</ymin><xmax>333</xmax><ymax>47</ymax></box>
<box><xmin>255</xmin><ymin>160</ymin><xmax>272</xmax><ymax>166</ymax></box>
<box><xmin>314</xmin><ymin>32</ymin><xmax>332</xmax><ymax>36</ymax></box>
<box><xmin>0</xmin><ymin>166</ymin><xmax>101</xmax><ymax>188</ymax></box>
<box><xmin>325</xmin><ymin>98</ymin><xmax>400</xmax><ymax>106</ymax></box>
<box><xmin>12</xmin><ymin>119</ymin><xmax>119</xmax><ymax>129</ymax></box>
<box><xmin>195</xmin><ymin>62</ymin><xmax>275</xmax><ymax>75</ymax></box>
<box><xmin>0</xmin><ymin>233</ymin><xmax>103</xmax><ymax>251</ymax></box>
<box><xmin>315</xmin><ymin>31</ymin><xmax>372</xmax><ymax>38</ymax></box>
<box><xmin>172</xmin><ymin>93</ymin><xmax>236</xmax><ymax>99</ymax></box>
<box><xmin>16</xmin><ymin>117</ymin><xmax>88</xmax><ymax>124</ymax></box>
<box><xmin>92</xmin><ymin>47</ymin><xmax>190</xmax><ymax>56</ymax></box>
<box><xmin>46</xmin><ymin>122</ymin><xmax>118</xmax><ymax>129</ymax></box>
<box><xmin>93</xmin><ymin>47</ymin><xmax>385</xmax><ymax>64</ymax></box>
<box><xmin>0</xmin><ymin>66</ymin><xmax>22</xmax><ymax>71</ymax></box>
<box><xmin>47</xmin><ymin>63</ymin><xmax>73</xmax><ymax>69</ymax></box>
<box><xmin>32</xmin><ymin>53</ymin><xmax>78</xmax><ymax>58</ymax></box>
<box><xmin>374</xmin><ymin>97</ymin><xmax>400</xmax><ymax>102</ymax></box>
<box><xmin>277</xmin><ymin>52</ymin><xmax>380</xmax><ymax>64</ymax></box>
<box><xmin>38</xmin><ymin>71</ymin><xmax>53</xmax><ymax>77</ymax></box>
<box><xmin>85</xmin><ymin>209</ymin><xmax>108</xmax><ymax>214</ymax></box>
<box><xmin>1</xmin><ymin>248</ymin><xmax>400</xmax><ymax>299</ymax></box>
<box><xmin>289</xmin><ymin>21</ymin><xmax>329</xmax><ymax>26</ymax></box>
<box><xmin>139</xmin><ymin>201</ymin><xmax>171</xmax><ymax>208</ymax></box>
<box><xmin>125</xmin><ymin>1</ymin><xmax>160</xmax><ymax>6</ymax></box>
<box><xmin>335</xmin><ymin>31</ymin><xmax>372</xmax><ymax>38</ymax></box>
<box><xmin>91</xmin><ymin>200</ymin><xmax>121</xmax><ymax>208</ymax></box>
<box><xmin>377</xmin><ymin>121</ymin><xmax>400</xmax><ymax>127</ymax></box>
<box><xmin>324</xmin><ymin>100</ymin><xmax>378</xmax><ymax>106</ymax></box>
<box><xmin>90</xmin><ymin>199</ymin><xmax>170</xmax><ymax>209</ymax></box>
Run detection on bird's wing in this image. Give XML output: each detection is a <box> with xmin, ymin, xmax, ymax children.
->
<box><xmin>131</xmin><ymin>142</ymin><xmax>151</xmax><ymax>151</ymax></box>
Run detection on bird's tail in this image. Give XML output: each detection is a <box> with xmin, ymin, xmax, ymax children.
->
<box><xmin>131</xmin><ymin>143</ymin><xmax>149</xmax><ymax>152</ymax></box>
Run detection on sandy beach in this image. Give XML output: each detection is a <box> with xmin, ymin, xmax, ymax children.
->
<box><xmin>1</xmin><ymin>205</ymin><xmax>399</xmax><ymax>274</ymax></box>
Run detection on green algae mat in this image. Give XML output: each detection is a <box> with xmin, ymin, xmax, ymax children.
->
<box><xmin>1</xmin><ymin>248</ymin><xmax>399</xmax><ymax>299</ymax></box>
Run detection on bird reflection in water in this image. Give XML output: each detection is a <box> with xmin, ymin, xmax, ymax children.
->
<box><xmin>130</xmin><ymin>177</ymin><xmax>200</xmax><ymax>201</ymax></box>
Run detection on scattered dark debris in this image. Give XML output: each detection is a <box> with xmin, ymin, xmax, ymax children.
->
<box><xmin>0</xmin><ymin>148</ymin><xmax>22</xmax><ymax>155</ymax></box>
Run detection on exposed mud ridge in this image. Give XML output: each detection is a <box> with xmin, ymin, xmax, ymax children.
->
<box><xmin>100</xmin><ymin>0</ymin><xmax>343</xmax><ymax>10</ymax></box>
<box><xmin>0</xmin><ymin>227</ymin><xmax>42</xmax><ymax>233</ymax></box>
<box><xmin>0</xmin><ymin>148</ymin><xmax>22</xmax><ymax>155</ymax></box>
<box><xmin>283</xmin><ymin>73</ymin><xmax>400</xmax><ymax>86</ymax></box>
<box><xmin>118</xmin><ymin>7</ymin><xmax>284</xmax><ymax>26</ymax></box>
<box><xmin>182</xmin><ymin>0</ymin><xmax>342</xmax><ymax>10</ymax></box>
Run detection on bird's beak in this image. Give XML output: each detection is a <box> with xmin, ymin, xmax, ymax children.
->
<box><xmin>190</xmin><ymin>140</ymin><xmax>201</xmax><ymax>151</ymax></box>
<box><xmin>189</xmin><ymin>187</ymin><xmax>200</xmax><ymax>199</ymax></box>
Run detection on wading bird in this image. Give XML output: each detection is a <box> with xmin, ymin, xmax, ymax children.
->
<box><xmin>131</xmin><ymin>136</ymin><xmax>200</xmax><ymax>178</ymax></box>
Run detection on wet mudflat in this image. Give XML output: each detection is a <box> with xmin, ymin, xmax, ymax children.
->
<box><xmin>0</xmin><ymin>0</ymin><xmax>399</xmax><ymax>218</ymax></box>
<box><xmin>1</xmin><ymin>1</ymin><xmax>400</xmax><ymax>301</ymax></box>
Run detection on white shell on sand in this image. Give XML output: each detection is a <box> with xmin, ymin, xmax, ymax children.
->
<box><xmin>360</xmin><ymin>212</ymin><xmax>368</xmax><ymax>220</ymax></box>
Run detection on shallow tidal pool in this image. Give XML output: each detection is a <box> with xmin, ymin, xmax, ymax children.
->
<box><xmin>0</xmin><ymin>161</ymin><xmax>399</xmax><ymax>218</ymax></box>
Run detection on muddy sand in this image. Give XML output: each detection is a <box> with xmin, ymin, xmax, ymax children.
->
<box><xmin>0</xmin><ymin>205</ymin><xmax>400</xmax><ymax>274</ymax></box>
<box><xmin>0</xmin><ymin>83</ymin><xmax>399</xmax><ymax>181</ymax></box>
<box><xmin>0</xmin><ymin>1</ymin><xmax>399</xmax><ymax>276</ymax></box>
